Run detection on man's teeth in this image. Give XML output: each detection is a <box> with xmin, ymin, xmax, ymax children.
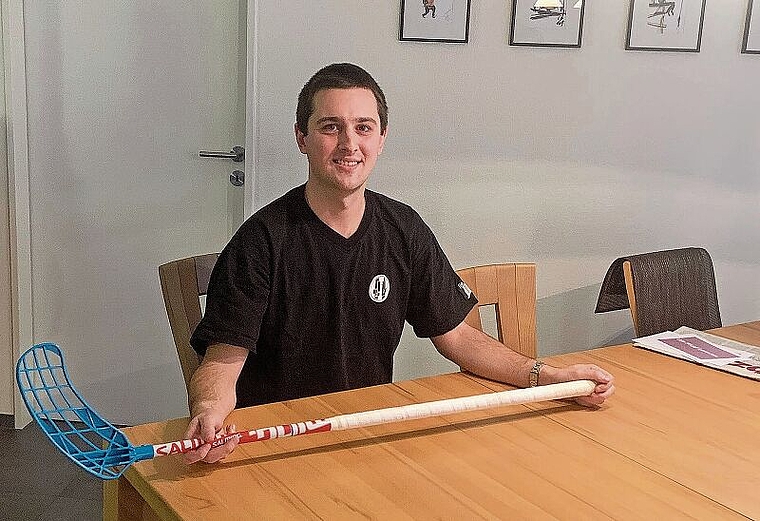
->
<box><xmin>335</xmin><ymin>160</ymin><xmax>360</xmax><ymax>166</ymax></box>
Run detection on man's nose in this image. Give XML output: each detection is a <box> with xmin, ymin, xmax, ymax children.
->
<box><xmin>338</xmin><ymin>129</ymin><xmax>358</xmax><ymax>151</ymax></box>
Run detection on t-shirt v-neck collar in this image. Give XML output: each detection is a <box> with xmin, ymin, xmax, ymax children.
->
<box><xmin>299</xmin><ymin>185</ymin><xmax>372</xmax><ymax>247</ymax></box>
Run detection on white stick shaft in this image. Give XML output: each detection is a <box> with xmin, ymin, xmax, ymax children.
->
<box><xmin>329</xmin><ymin>379</ymin><xmax>596</xmax><ymax>431</ymax></box>
<box><xmin>151</xmin><ymin>380</ymin><xmax>596</xmax><ymax>457</ymax></box>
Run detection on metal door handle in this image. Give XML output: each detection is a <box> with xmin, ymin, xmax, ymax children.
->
<box><xmin>199</xmin><ymin>145</ymin><xmax>245</xmax><ymax>162</ymax></box>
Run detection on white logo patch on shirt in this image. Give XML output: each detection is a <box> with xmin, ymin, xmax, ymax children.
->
<box><xmin>457</xmin><ymin>280</ymin><xmax>472</xmax><ymax>299</ymax></box>
<box><xmin>369</xmin><ymin>274</ymin><xmax>390</xmax><ymax>303</ymax></box>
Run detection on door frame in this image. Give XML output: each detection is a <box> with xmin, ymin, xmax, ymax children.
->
<box><xmin>2</xmin><ymin>0</ymin><xmax>33</xmax><ymax>428</ymax></box>
<box><xmin>244</xmin><ymin>0</ymin><xmax>258</xmax><ymax>217</ymax></box>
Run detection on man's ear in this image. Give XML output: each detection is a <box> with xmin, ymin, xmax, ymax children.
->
<box><xmin>295</xmin><ymin>123</ymin><xmax>307</xmax><ymax>154</ymax></box>
<box><xmin>378</xmin><ymin>126</ymin><xmax>389</xmax><ymax>155</ymax></box>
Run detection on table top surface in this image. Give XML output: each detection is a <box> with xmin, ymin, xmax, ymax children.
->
<box><xmin>121</xmin><ymin>321</ymin><xmax>760</xmax><ymax>520</ymax></box>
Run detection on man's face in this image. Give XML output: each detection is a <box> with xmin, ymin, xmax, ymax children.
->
<box><xmin>296</xmin><ymin>88</ymin><xmax>387</xmax><ymax>195</ymax></box>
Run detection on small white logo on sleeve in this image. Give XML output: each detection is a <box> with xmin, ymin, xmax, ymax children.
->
<box><xmin>369</xmin><ymin>274</ymin><xmax>390</xmax><ymax>303</ymax></box>
<box><xmin>457</xmin><ymin>280</ymin><xmax>472</xmax><ymax>299</ymax></box>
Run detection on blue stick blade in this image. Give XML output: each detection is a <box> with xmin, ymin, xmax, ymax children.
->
<box><xmin>15</xmin><ymin>343</ymin><xmax>141</xmax><ymax>480</ymax></box>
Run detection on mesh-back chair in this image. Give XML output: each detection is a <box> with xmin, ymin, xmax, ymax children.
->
<box><xmin>595</xmin><ymin>247</ymin><xmax>721</xmax><ymax>337</ymax></box>
<box><xmin>456</xmin><ymin>263</ymin><xmax>537</xmax><ymax>358</ymax></box>
<box><xmin>158</xmin><ymin>253</ymin><xmax>219</xmax><ymax>392</ymax></box>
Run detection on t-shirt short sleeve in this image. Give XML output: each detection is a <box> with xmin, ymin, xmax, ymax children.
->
<box><xmin>405</xmin><ymin>219</ymin><xmax>477</xmax><ymax>338</ymax></box>
<box><xmin>190</xmin><ymin>219</ymin><xmax>271</xmax><ymax>356</ymax></box>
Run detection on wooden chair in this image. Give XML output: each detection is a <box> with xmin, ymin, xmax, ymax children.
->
<box><xmin>455</xmin><ymin>263</ymin><xmax>537</xmax><ymax>358</ymax></box>
<box><xmin>595</xmin><ymin>247</ymin><xmax>721</xmax><ymax>337</ymax></box>
<box><xmin>158</xmin><ymin>253</ymin><xmax>219</xmax><ymax>392</ymax></box>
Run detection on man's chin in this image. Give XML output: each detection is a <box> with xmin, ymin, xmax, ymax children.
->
<box><xmin>309</xmin><ymin>169</ymin><xmax>371</xmax><ymax>194</ymax></box>
<box><xmin>329</xmin><ymin>175</ymin><xmax>369</xmax><ymax>194</ymax></box>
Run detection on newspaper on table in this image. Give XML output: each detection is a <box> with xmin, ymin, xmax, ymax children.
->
<box><xmin>633</xmin><ymin>326</ymin><xmax>760</xmax><ymax>381</ymax></box>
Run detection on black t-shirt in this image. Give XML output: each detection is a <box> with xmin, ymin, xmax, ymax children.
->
<box><xmin>190</xmin><ymin>184</ymin><xmax>476</xmax><ymax>407</ymax></box>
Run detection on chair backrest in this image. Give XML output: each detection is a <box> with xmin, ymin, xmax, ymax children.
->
<box><xmin>596</xmin><ymin>247</ymin><xmax>721</xmax><ymax>337</ymax></box>
<box><xmin>455</xmin><ymin>263</ymin><xmax>537</xmax><ymax>358</ymax></box>
<box><xmin>158</xmin><ymin>253</ymin><xmax>219</xmax><ymax>391</ymax></box>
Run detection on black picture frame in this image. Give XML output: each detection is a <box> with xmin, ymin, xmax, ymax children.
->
<box><xmin>399</xmin><ymin>0</ymin><xmax>472</xmax><ymax>43</ymax></box>
<box><xmin>625</xmin><ymin>0</ymin><xmax>707</xmax><ymax>52</ymax></box>
<box><xmin>509</xmin><ymin>0</ymin><xmax>586</xmax><ymax>48</ymax></box>
<box><xmin>742</xmin><ymin>0</ymin><xmax>760</xmax><ymax>54</ymax></box>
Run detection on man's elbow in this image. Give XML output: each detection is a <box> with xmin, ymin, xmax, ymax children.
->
<box><xmin>431</xmin><ymin>320</ymin><xmax>471</xmax><ymax>360</ymax></box>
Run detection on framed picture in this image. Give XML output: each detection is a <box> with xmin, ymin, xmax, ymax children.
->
<box><xmin>509</xmin><ymin>0</ymin><xmax>586</xmax><ymax>48</ymax></box>
<box><xmin>625</xmin><ymin>0</ymin><xmax>707</xmax><ymax>52</ymax></box>
<box><xmin>742</xmin><ymin>0</ymin><xmax>760</xmax><ymax>54</ymax></box>
<box><xmin>399</xmin><ymin>0</ymin><xmax>472</xmax><ymax>43</ymax></box>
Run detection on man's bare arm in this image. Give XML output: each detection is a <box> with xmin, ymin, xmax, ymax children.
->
<box><xmin>183</xmin><ymin>343</ymin><xmax>248</xmax><ymax>464</ymax></box>
<box><xmin>431</xmin><ymin>321</ymin><xmax>615</xmax><ymax>407</ymax></box>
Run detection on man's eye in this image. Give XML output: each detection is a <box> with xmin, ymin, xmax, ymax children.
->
<box><xmin>357</xmin><ymin>124</ymin><xmax>373</xmax><ymax>133</ymax></box>
<box><xmin>322</xmin><ymin>124</ymin><xmax>339</xmax><ymax>132</ymax></box>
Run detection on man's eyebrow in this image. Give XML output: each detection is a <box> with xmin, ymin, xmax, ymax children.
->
<box><xmin>314</xmin><ymin>116</ymin><xmax>378</xmax><ymax>125</ymax></box>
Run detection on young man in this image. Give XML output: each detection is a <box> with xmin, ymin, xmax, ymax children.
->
<box><xmin>184</xmin><ymin>63</ymin><xmax>615</xmax><ymax>464</ymax></box>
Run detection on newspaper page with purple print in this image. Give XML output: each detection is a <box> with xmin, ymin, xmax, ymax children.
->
<box><xmin>633</xmin><ymin>327</ymin><xmax>760</xmax><ymax>381</ymax></box>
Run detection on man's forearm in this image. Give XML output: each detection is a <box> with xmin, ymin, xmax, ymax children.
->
<box><xmin>433</xmin><ymin>322</ymin><xmax>536</xmax><ymax>387</ymax></box>
<box><xmin>187</xmin><ymin>343</ymin><xmax>248</xmax><ymax>418</ymax></box>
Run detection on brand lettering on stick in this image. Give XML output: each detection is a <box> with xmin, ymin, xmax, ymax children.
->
<box><xmin>153</xmin><ymin>438</ymin><xmax>203</xmax><ymax>456</ymax></box>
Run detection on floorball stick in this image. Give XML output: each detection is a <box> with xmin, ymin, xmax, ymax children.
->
<box><xmin>16</xmin><ymin>342</ymin><xmax>595</xmax><ymax>480</ymax></box>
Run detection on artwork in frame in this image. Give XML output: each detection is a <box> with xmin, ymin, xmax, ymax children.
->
<box><xmin>625</xmin><ymin>0</ymin><xmax>707</xmax><ymax>52</ymax></box>
<box><xmin>509</xmin><ymin>0</ymin><xmax>586</xmax><ymax>48</ymax></box>
<box><xmin>742</xmin><ymin>0</ymin><xmax>760</xmax><ymax>54</ymax></box>
<box><xmin>399</xmin><ymin>0</ymin><xmax>472</xmax><ymax>43</ymax></box>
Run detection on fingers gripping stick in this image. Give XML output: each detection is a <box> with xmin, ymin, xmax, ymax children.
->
<box><xmin>17</xmin><ymin>343</ymin><xmax>595</xmax><ymax>480</ymax></box>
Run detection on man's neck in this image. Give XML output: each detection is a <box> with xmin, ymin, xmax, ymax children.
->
<box><xmin>304</xmin><ymin>182</ymin><xmax>366</xmax><ymax>239</ymax></box>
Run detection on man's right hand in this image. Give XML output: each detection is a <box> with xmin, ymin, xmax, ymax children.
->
<box><xmin>183</xmin><ymin>410</ymin><xmax>240</xmax><ymax>464</ymax></box>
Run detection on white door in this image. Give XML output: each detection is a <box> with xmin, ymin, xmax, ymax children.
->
<box><xmin>12</xmin><ymin>1</ymin><xmax>250</xmax><ymax>425</ymax></box>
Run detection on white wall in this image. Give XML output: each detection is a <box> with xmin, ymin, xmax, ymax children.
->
<box><xmin>250</xmin><ymin>1</ymin><xmax>760</xmax><ymax>379</ymax></box>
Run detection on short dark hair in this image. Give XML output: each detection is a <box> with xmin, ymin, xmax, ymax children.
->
<box><xmin>296</xmin><ymin>63</ymin><xmax>388</xmax><ymax>135</ymax></box>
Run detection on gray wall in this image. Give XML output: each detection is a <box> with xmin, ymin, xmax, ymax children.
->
<box><xmin>250</xmin><ymin>1</ymin><xmax>760</xmax><ymax>380</ymax></box>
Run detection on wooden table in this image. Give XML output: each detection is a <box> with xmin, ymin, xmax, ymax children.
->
<box><xmin>104</xmin><ymin>321</ymin><xmax>760</xmax><ymax>520</ymax></box>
